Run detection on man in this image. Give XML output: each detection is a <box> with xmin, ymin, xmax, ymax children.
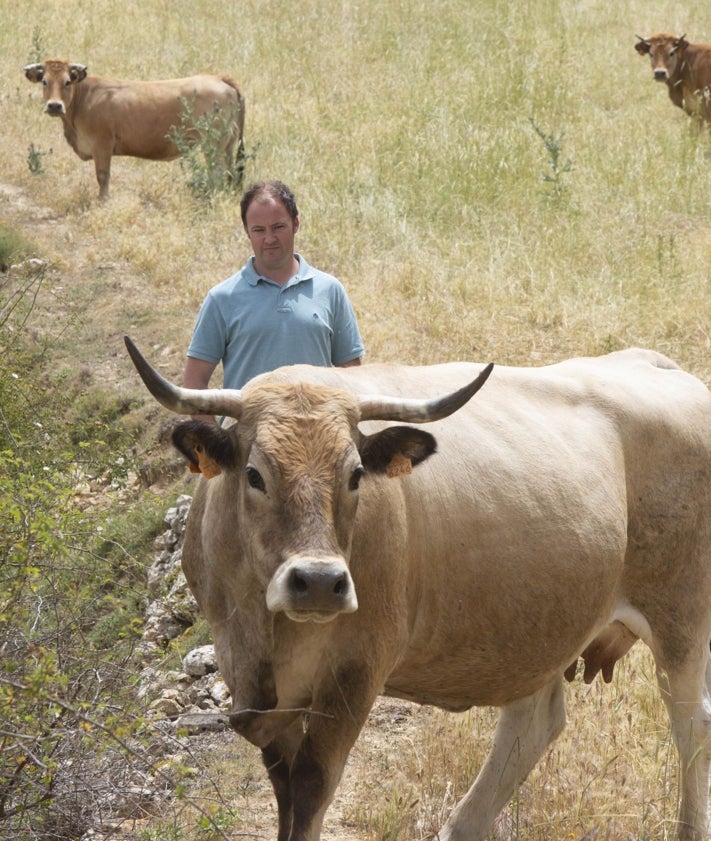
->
<box><xmin>184</xmin><ymin>180</ymin><xmax>364</xmax><ymax>420</ymax></box>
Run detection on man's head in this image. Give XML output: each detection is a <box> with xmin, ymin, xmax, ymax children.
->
<box><xmin>241</xmin><ymin>181</ymin><xmax>300</xmax><ymax>281</ymax></box>
<box><xmin>240</xmin><ymin>180</ymin><xmax>299</xmax><ymax>227</ymax></box>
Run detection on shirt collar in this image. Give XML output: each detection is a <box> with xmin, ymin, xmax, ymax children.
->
<box><xmin>246</xmin><ymin>254</ymin><xmax>314</xmax><ymax>288</ymax></box>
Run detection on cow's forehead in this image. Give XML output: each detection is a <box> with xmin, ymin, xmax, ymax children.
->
<box><xmin>242</xmin><ymin>380</ymin><xmax>360</xmax><ymax>422</ymax></box>
<box><xmin>42</xmin><ymin>59</ymin><xmax>71</xmax><ymax>78</ymax></box>
<box><xmin>239</xmin><ymin>380</ymin><xmax>361</xmax><ymax>461</ymax></box>
<box><xmin>648</xmin><ymin>34</ymin><xmax>677</xmax><ymax>49</ymax></box>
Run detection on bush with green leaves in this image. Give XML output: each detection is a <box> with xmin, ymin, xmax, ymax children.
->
<box><xmin>168</xmin><ymin>96</ymin><xmax>252</xmax><ymax>203</ymax></box>
<box><xmin>0</xmin><ymin>263</ymin><xmax>165</xmax><ymax>837</ymax></box>
<box><xmin>0</xmin><ymin>223</ymin><xmax>35</xmax><ymax>271</ymax></box>
<box><xmin>529</xmin><ymin>117</ymin><xmax>574</xmax><ymax>202</ymax></box>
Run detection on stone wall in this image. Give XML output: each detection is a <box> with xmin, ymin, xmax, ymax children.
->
<box><xmin>136</xmin><ymin>495</ymin><xmax>231</xmax><ymax>733</ymax></box>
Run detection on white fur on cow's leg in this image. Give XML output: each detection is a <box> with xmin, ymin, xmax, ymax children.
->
<box><xmin>438</xmin><ymin>679</ymin><xmax>566</xmax><ymax>841</ymax></box>
<box><xmin>654</xmin><ymin>651</ymin><xmax>711</xmax><ymax>841</ymax></box>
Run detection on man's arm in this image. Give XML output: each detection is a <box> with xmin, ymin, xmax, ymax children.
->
<box><xmin>338</xmin><ymin>357</ymin><xmax>362</xmax><ymax>368</ymax></box>
<box><xmin>183</xmin><ymin>356</ymin><xmax>219</xmax><ymax>424</ymax></box>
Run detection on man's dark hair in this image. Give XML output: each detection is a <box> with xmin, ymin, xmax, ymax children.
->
<box><xmin>240</xmin><ymin>180</ymin><xmax>299</xmax><ymax>227</ymax></box>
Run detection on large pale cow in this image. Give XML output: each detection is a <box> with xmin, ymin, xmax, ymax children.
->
<box><xmin>24</xmin><ymin>60</ymin><xmax>245</xmax><ymax>199</ymax></box>
<box><xmin>635</xmin><ymin>34</ymin><xmax>711</xmax><ymax>124</ymax></box>
<box><xmin>125</xmin><ymin>336</ymin><xmax>711</xmax><ymax>841</ymax></box>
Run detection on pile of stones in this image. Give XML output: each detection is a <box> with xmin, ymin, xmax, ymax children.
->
<box><xmin>136</xmin><ymin>494</ymin><xmax>231</xmax><ymax>734</ymax></box>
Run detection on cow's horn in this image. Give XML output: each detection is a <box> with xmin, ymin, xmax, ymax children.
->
<box><xmin>358</xmin><ymin>362</ymin><xmax>494</xmax><ymax>423</ymax></box>
<box><xmin>124</xmin><ymin>336</ymin><xmax>244</xmax><ymax>418</ymax></box>
<box><xmin>635</xmin><ymin>34</ymin><xmax>650</xmax><ymax>44</ymax></box>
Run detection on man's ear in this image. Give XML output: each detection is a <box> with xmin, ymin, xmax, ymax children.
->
<box><xmin>360</xmin><ymin>426</ymin><xmax>437</xmax><ymax>478</ymax></box>
<box><xmin>172</xmin><ymin>420</ymin><xmax>237</xmax><ymax>478</ymax></box>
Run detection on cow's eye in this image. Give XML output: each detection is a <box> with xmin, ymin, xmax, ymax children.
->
<box><xmin>349</xmin><ymin>465</ymin><xmax>366</xmax><ymax>491</ymax></box>
<box><xmin>245</xmin><ymin>466</ymin><xmax>266</xmax><ymax>493</ymax></box>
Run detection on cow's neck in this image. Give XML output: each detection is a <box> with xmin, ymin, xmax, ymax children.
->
<box><xmin>59</xmin><ymin>84</ymin><xmax>87</xmax><ymax>156</ymax></box>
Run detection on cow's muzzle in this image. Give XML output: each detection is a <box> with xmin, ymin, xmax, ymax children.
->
<box><xmin>266</xmin><ymin>555</ymin><xmax>358</xmax><ymax>622</ymax></box>
<box><xmin>654</xmin><ymin>69</ymin><xmax>669</xmax><ymax>81</ymax></box>
<box><xmin>44</xmin><ymin>101</ymin><xmax>65</xmax><ymax>116</ymax></box>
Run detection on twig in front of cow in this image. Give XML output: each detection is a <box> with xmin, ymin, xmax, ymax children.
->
<box><xmin>231</xmin><ymin>706</ymin><xmax>336</xmax><ymax>737</ymax></box>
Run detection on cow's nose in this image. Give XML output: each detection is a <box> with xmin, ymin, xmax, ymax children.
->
<box><xmin>266</xmin><ymin>555</ymin><xmax>359</xmax><ymax>618</ymax></box>
<box><xmin>288</xmin><ymin>566</ymin><xmax>350</xmax><ymax>603</ymax></box>
<box><xmin>45</xmin><ymin>101</ymin><xmax>64</xmax><ymax>115</ymax></box>
<box><xmin>654</xmin><ymin>69</ymin><xmax>668</xmax><ymax>81</ymax></box>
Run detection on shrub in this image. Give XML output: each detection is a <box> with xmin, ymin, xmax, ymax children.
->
<box><xmin>168</xmin><ymin>96</ymin><xmax>253</xmax><ymax>203</ymax></box>
<box><xmin>0</xmin><ymin>223</ymin><xmax>35</xmax><ymax>271</ymax></box>
<box><xmin>0</xmin><ymin>267</ymin><xmax>165</xmax><ymax>838</ymax></box>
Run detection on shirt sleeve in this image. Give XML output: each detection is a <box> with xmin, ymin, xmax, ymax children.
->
<box><xmin>330</xmin><ymin>283</ymin><xmax>365</xmax><ymax>365</ymax></box>
<box><xmin>187</xmin><ymin>293</ymin><xmax>227</xmax><ymax>365</ymax></box>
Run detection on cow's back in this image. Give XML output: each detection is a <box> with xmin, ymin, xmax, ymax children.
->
<box><xmin>70</xmin><ymin>74</ymin><xmax>243</xmax><ymax>160</ymax></box>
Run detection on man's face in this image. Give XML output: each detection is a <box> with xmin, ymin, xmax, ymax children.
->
<box><xmin>244</xmin><ymin>197</ymin><xmax>299</xmax><ymax>278</ymax></box>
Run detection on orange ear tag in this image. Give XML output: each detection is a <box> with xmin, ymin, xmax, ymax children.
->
<box><xmin>193</xmin><ymin>446</ymin><xmax>221</xmax><ymax>479</ymax></box>
<box><xmin>386</xmin><ymin>452</ymin><xmax>413</xmax><ymax>479</ymax></box>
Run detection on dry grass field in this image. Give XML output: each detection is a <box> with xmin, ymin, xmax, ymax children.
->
<box><xmin>1</xmin><ymin>0</ymin><xmax>710</xmax><ymax>838</ymax></box>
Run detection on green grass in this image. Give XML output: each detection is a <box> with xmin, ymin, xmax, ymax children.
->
<box><xmin>3</xmin><ymin>0</ymin><xmax>709</xmax><ymax>378</ymax></box>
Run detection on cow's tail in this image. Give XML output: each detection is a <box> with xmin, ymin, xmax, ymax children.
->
<box><xmin>221</xmin><ymin>76</ymin><xmax>245</xmax><ymax>137</ymax></box>
<box><xmin>220</xmin><ymin>76</ymin><xmax>245</xmax><ymax>176</ymax></box>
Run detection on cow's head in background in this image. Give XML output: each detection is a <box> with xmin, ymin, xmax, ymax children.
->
<box><xmin>635</xmin><ymin>33</ymin><xmax>689</xmax><ymax>82</ymax></box>
<box><xmin>24</xmin><ymin>60</ymin><xmax>88</xmax><ymax>117</ymax></box>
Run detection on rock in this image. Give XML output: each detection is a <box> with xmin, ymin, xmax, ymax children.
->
<box><xmin>182</xmin><ymin>645</ymin><xmax>217</xmax><ymax>677</ymax></box>
<box><xmin>136</xmin><ymin>496</ymin><xmax>232</xmax><ymax>729</ymax></box>
<box><xmin>173</xmin><ymin>712</ymin><xmax>230</xmax><ymax>734</ymax></box>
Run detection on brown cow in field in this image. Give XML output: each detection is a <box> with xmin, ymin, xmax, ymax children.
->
<box><xmin>635</xmin><ymin>34</ymin><xmax>711</xmax><ymax>124</ymax></box>
<box><xmin>125</xmin><ymin>336</ymin><xmax>711</xmax><ymax>841</ymax></box>
<box><xmin>24</xmin><ymin>59</ymin><xmax>245</xmax><ymax>199</ymax></box>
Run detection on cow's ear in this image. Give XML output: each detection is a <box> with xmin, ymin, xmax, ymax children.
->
<box><xmin>359</xmin><ymin>426</ymin><xmax>436</xmax><ymax>478</ymax></box>
<box><xmin>172</xmin><ymin>419</ymin><xmax>237</xmax><ymax>479</ymax></box>
<box><xmin>24</xmin><ymin>64</ymin><xmax>44</xmax><ymax>82</ymax></box>
<box><xmin>69</xmin><ymin>64</ymin><xmax>88</xmax><ymax>83</ymax></box>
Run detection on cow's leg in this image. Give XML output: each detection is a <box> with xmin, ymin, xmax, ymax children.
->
<box><xmin>286</xmin><ymin>665</ymin><xmax>377</xmax><ymax>841</ymax></box>
<box><xmin>439</xmin><ymin>678</ymin><xmax>566</xmax><ymax>841</ymax></box>
<box><xmin>262</xmin><ymin>722</ymin><xmax>304</xmax><ymax>841</ymax></box>
<box><xmin>654</xmin><ymin>648</ymin><xmax>711</xmax><ymax>841</ymax></box>
<box><xmin>92</xmin><ymin>152</ymin><xmax>112</xmax><ymax>200</ymax></box>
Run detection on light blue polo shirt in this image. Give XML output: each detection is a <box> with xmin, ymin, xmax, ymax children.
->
<box><xmin>187</xmin><ymin>254</ymin><xmax>365</xmax><ymax>389</ymax></box>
